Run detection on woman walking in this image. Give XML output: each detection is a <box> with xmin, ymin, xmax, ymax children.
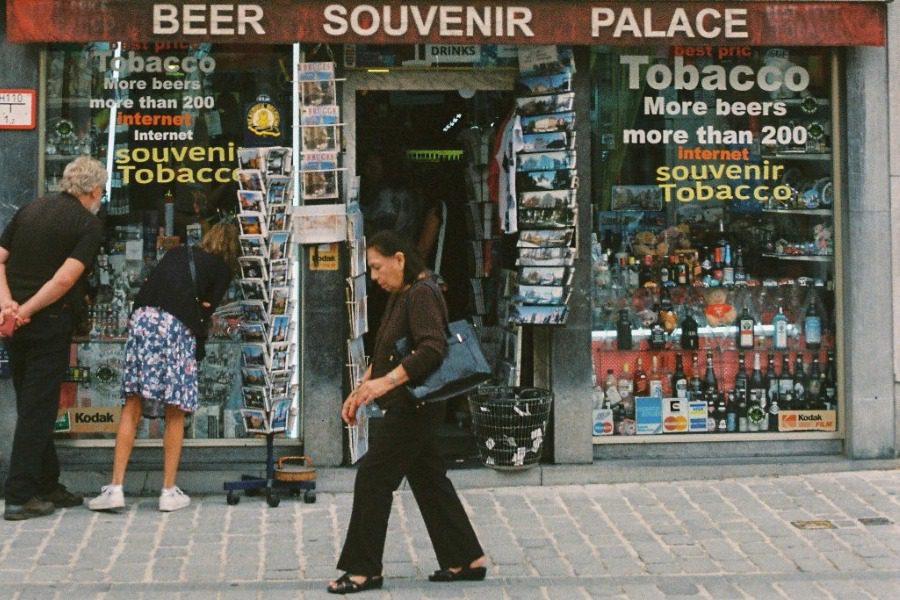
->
<box><xmin>88</xmin><ymin>222</ymin><xmax>239</xmax><ymax>512</ymax></box>
<box><xmin>328</xmin><ymin>230</ymin><xmax>485</xmax><ymax>594</ymax></box>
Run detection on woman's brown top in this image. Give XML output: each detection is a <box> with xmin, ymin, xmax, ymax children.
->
<box><xmin>371</xmin><ymin>277</ymin><xmax>447</xmax><ymax>411</ymax></box>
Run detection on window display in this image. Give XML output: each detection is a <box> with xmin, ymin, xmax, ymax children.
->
<box><xmin>43</xmin><ymin>43</ymin><xmax>294</xmax><ymax>441</ymax></box>
<box><xmin>590</xmin><ymin>46</ymin><xmax>838</xmax><ymax>439</ymax></box>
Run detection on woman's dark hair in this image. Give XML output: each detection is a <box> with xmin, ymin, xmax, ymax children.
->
<box><xmin>367</xmin><ymin>229</ymin><xmax>426</xmax><ymax>285</ymax></box>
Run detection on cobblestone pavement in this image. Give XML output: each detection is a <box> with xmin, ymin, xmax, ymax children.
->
<box><xmin>1</xmin><ymin>469</ymin><xmax>899</xmax><ymax>599</ymax></box>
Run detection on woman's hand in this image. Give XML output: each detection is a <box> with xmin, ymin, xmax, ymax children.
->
<box><xmin>341</xmin><ymin>391</ymin><xmax>361</xmax><ymax>425</ymax></box>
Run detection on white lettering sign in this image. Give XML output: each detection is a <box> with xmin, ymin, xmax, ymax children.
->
<box><xmin>592</xmin><ymin>7</ymin><xmax>748</xmax><ymax>39</ymax></box>
<box><xmin>153</xmin><ymin>3</ymin><xmax>265</xmax><ymax>35</ymax></box>
<box><xmin>322</xmin><ymin>4</ymin><xmax>534</xmax><ymax>38</ymax></box>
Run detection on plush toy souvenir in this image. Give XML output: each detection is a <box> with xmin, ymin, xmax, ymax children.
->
<box><xmin>703</xmin><ymin>288</ymin><xmax>736</xmax><ymax>326</ymax></box>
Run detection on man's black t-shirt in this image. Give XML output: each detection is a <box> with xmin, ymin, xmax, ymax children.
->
<box><xmin>0</xmin><ymin>192</ymin><xmax>103</xmax><ymax>312</ymax></box>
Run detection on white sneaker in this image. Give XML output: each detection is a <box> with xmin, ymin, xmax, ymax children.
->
<box><xmin>158</xmin><ymin>486</ymin><xmax>190</xmax><ymax>512</ymax></box>
<box><xmin>88</xmin><ymin>485</ymin><xmax>125</xmax><ymax>511</ymax></box>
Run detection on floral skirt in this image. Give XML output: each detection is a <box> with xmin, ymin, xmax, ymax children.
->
<box><xmin>121</xmin><ymin>306</ymin><xmax>198</xmax><ymax>416</ymax></box>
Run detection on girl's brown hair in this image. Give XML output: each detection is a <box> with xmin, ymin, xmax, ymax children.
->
<box><xmin>199</xmin><ymin>222</ymin><xmax>241</xmax><ymax>273</ymax></box>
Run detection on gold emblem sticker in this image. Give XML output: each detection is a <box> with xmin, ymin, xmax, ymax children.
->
<box><xmin>247</xmin><ymin>100</ymin><xmax>280</xmax><ymax>137</ymax></box>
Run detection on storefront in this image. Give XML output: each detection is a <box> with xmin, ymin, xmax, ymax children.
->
<box><xmin>0</xmin><ymin>1</ymin><xmax>895</xmax><ymax>474</ymax></box>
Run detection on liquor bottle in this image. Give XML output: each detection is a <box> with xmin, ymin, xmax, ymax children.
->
<box><xmin>778</xmin><ymin>353</ymin><xmax>794</xmax><ymax>400</ymax></box>
<box><xmin>807</xmin><ymin>355</ymin><xmax>823</xmax><ymax>409</ymax></box>
<box><xmin>711</xmin><ymin>245</ymin><xmax>724</xmax><ymax>284</ymax></box>
<box><xmin>722</xmin><ymin>244</ymin><xmax>735</xmax><ymax>287</ymax></box>
<box><xmin>700</xmin><ymin>245</ymin><xmax>713</xmax><ymax>285</ymax></box>
<box><xmin>649</xmin><ymin>355</ymin><xmax>664</xmax><ymax>397</ymax></box>
<box><xmin>772</xmin><ymin>305</ymin><xmax>789</xmax><ymax>350</ymax></box>
<box><xmin>793</xmin><ymin>355</ymin><xmax>807</xmax><ymax>408</ymax></box>
<box><xmin>706</xmin><ymin>391</ymin><xmax>717</xmax><ymax>433</ymax></box>
<box><xmin>804</xmin><ymin>291</ymin><xmax>822</xmax><ymax>350</ymax></box>
<box><xmin>680</xmin><ymin>307</ymin><xmax>700</xmax><ymax>350</ymax></box>
<box><xmin>737</xmin><ymin>304</ymin><xmax>755</xmax><ymax>350</ymax></box>
<box><xmin>633</xmin><ymin>357</ymin><xmax>649</xmax><ymax>397</ymax></box>
<box><xmin>649</xmin><ymin>315</ymin><xmax>667</xmax><ymax>351</ymax></box>
<box><xmin>823</xmin><ymin>351</ymin><xmax>837</xmax><ymax>410</ymax></box>
<box><xmin>658</xmin><ymin>287</ymin><xmax>677</xmax><ymax>335</ymax></box>
<box><xmin>734</xmin><ymin>352</ymin><xmax>748</xmax><ymax>402</ymax></box>
<box><xmin>703</xmin><ymin>350</ymin><xmax>718</xmax><ymax>393</ymax></box>
<box><xmin>737</xmin><ymin>389</ymin><xmax>749</xmax><ymax>432</ymax></box>
<box><xmin>627</xmin><ymin>256</ymin><xmax>640</xmax><ymax>289</ymax></box>
<box><xmin>616</xmin><ymin>309</ymin><xmax>633</xmax><ymax>350</ymax></box>
<box><xmin>765</xmin><ymin>352</ymin><xmax>778</xmax><ymax>408</ymax></box>
<box><xmin>689</xmin><ymin>353</ymin><xmax>703</xmax><ymax>399</ymax></box>
<box><xmin>591</xmin><ymin>384</ymin><xmax>605</xmax><ymax>435</ymax></box>
<box><xmin>675</xmin><ymin>256</ymin><xmax>689</xmax><ymax>285</ymax></box>
<box><xmin>748</xmin><ymin>352</ymin><xmax>767</xmax><ymax>417</ymax></box>
<box><xmin>725</xmin><ymin>391</ymin><xmax>737</xmax><ymax>432</ymax></box>
<box><xmin>716</xmin><ymin>392</ymin><xmax>728</xmax><ymax>432</ymax></box>
<box><xmin>782</xmin><ymin>391</ymin><xmax>795</xmax><ymax>412</ymax></box>
<box><xmin>671</xmin><ymin>353</ymin><xmax>688</xmax><ymax>399</ymax></box>
<box><xmin>659</xmin><ymin>256</ymin><xmax>672</xmax><ymax>288</ymax></box>
<box><xmin>618</xmin><ymin>363</ymin><xmax>634</xmax><ymax>420</ymax></box>
<box><xmin>605</xmin><ymin>369</ymin><xmax>623</xmax><ymax>430</ymax></box>
<box><xmin>767</xmin><ymin>391</ymin><xmax>780</xmax><ymax>431</ymax></box>
<box><xmin>747</xmin><ymin>391</ymin><xmax>765</xmax><ymax>432</ymax></box>
<box><xmin>733</xmin><ymin>246</ymin><xmax>747</xmax><ymax>284</ymax></box>
<box><xmin>639</xmin><ymin>255</ymin><xmax>656</xmax><ymax>288</ymax></box>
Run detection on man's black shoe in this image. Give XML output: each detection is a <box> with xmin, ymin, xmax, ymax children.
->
<box><xmin>40</xmin><ymin>484</ymin><xmax>83</xmax><ymax>508</ymax></box>
<box><xmin>4</xmin><ymin>497</ymin><xmax>56</xmax><ymax>521</ymax></box>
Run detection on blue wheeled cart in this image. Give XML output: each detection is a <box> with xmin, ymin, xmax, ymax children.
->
<box><xmin>223</xmin><ymin>433</ymin><xmax>316</xmax><ymax>506</ymax></box>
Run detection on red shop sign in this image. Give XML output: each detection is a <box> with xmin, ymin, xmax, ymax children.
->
<box><xmin>6</xmin><ymin>1</ymin><xmax>886</xmax><ymax>46</ymax></box>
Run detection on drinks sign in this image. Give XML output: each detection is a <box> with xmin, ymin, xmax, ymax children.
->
<box><xmin>6</xmin><ymin>1</ymin><xmax>886</xmax><ymax>46</ymax></box>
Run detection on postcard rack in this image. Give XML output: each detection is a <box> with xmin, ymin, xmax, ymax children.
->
<box><xmin>224</xmin><ymin>432</ymin><xmax>315</xmax><ymax>506</ymax></box>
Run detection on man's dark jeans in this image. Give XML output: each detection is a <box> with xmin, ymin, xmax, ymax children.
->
<box><xmin>3</xmin><ymin>309</ymin><xmax>72</xmax><ymax>505</ymax></box>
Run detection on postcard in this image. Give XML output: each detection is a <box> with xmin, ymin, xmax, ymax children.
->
<box><xmin>266</xmin><ymin>175</ymin><xmax>292</xmax><ymax>205</ymax></box>
<box><xmin>300</xmin><ymin>105</ymin><xmax>340</xmax><ymax>125</ymax></box>
<box><xmin>517</xmin><ymin>245</ymin><xmax>573</xmax><ymax>261</ymax></box>
<box><xmin>240</xmin><ymin>408</ymin><xmax>269</xmax><ymax>434</ymax></box>
<box><xmin>269</xmin><ymin>260</ymin><xmax>290</xmax><ymax>287</ymax></box>
<box><xmin>298</xmin><ymin>61</ymin><xmax>336</xmax><ymax>81</ymax></box>
<box><xmin>238</xmin><ymin>211</ymin><xmax>267</xmax><ymax>237</ymax></box>
<box><xmin>611</xmin><ymin>185</ymin><xmax>664</xmax><ymax>211</ymax></box>
<box><xmin>269</xmin><ymin>231</ymin><xmax>291</xmax><ymax>261</ymax></box>
<box><xmin>270</xmin><ymin>374</ymin><xmax>292</xmax><ymax>397</ymax></box>
<box><xmin>237</xmin><ymin>147</ymin><xmax>264</xmax><ymax>170</ymax></box>
<box><xmin>517</xmin><ymin>228</ymin><xmax>574</xmax><ymax>248</ymax></box>
<box><xmin>240</xmin><ymin>321</ymin><xmax>267</xmax><ymax>343</ymax></box>
<box><xmin>519</xmin><ymin>266</ymin><xmax>568</xmax><ymax>286</ymax></box>
<box><xmin>239</xmin><ymin>234</ymin><xmax>267</xmax><ymax>258</ymax></box>
<box><xmin>346</xmin><ymin>274</ymin><xmax>366</xmax><ymax>304</ymax></box>
<box><xmin>302</xmin><ymin>124</ymin><xmax>339</xmax><ymax>152</ymax></box>
<box><xmin>240</xmin><ymin>278</ymin><xmax>268</xmax><ymax>303</ymax></box>
<box><xmin>301</xmin><ymin>80</ymin><xmax>336</xmax><ymax>106</ymax></box>
<box><xmin>509</xmin><ymin>303</ymin><xmax>569</xmax><ymax>325</ymax></box>
<box><xmin>239</xmin><ymin>256</ymin><xmax>267</xmax><ymax>281</ymax></box>
<box><xmin>516</xmin><ymin>168</ymin><xmax>577</xmax><ymax>192</ymax></box>
<box><xmin>520</xmin><ymin>111</ymin><xmax>575</xmax><ymax>135</ymax></box>
<box><xmin>240</xmin><ymin>343</ymin><xmax>268</xmax><ymax>368</ymax></box>
<box><xmin>238</xmin><ymin>190</ymin><xmax>265</xmax><ymax>214</ymax></box>
<box><xmin>268</xmin><ymin>204</ymin><xmax>290</xmax><ymax>232</ymax></box>
<box><xmin>516</xmin><ymin>92</ymin><xmax>575</xmax><ymax>116</ymax></box>
<box><xmin>269</xmin><ymin>398</ymin><xmax>292</xmax><ymax>432</ymax></box>
<box><xmin>302</xmin><ymin>169</ymin><xmax>340</xmax><ymax>201</ymax></box>
<box><xmin>518</xmin><ymin>206</ymin><xmax>577</xmax><ymax>229</ymax></box>
<box><xmin>349</xmin><ymin>238</ymin><xmax>367</xmax><ymax>278</ymax></box>
<box><xmin>237</xmin><ymin>169</ymin><xmax>265</xmax><ymax>193</ymax></box>
<box><xmin>269</xmin><ymin>286</ymin><xmax>291</xmax><ymax>316</ymax></box>
<box><xmin>517</xmin><ymin>150</ymin><xmax>576</xmax><ymax>172</ymax></box>
<box><xmin>517</xmin><ymin>284</ymin><xmax>565</xmax><ymax>305</ymax></box>
<box><xmin>269</xmin><ymin>342</ymin><xmax>293</xmax><ymax>371</ymax></box>
<box><xmin>516</xmin><ymin>71</ymin><xmax>572</xmax><ymax>96</ymax></box>
<box><xmin>265</xmin><ymin>147</ymin><xmax>291</xmax><ymax>175</ymax></box>
<box><xmin>269</xmin><ymin>315</ymin><xmax>291</xmax><ymax>344</ymax></box>
<box><xmin>521</xmin><ymin>131</ymin><xmax>574</xmax><ymax>153</ymax></box>
<box><xmin>241</xmin><ymin>366</ymin><xmax>270</xmax><ymax>388</ymax></box>
<box><xmin>241</xmin><ymin>386</ymin><xmax>269</xmax><ymax>411</ymax></box>
<box><xmin>519</xmin><ymin>189</ymin><xmax>576</xmax><ymax>209</ymax></box>
<box><xmin>241</xmin><ymin>300</ymin><xmax>267</xmax><ymax>324</ymax></box>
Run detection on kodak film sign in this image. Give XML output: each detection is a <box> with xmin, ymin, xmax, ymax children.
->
<box><xmin>6</xmin><ymin>1</ymin><xmax>886</xmax><ymax>46</ymax></box>
<box><xmin>778</xmin><ymin>410</ymin><xmax>837</xmax><ymax>432</ymax></box>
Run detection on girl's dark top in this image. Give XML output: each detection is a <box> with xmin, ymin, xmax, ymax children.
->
<box><xmin>134</xmin><ymin>245</ymin><xmax>232</xmax><ymax>354</ymax></box>
<box><xmin>371</xmin><ymin>277</ymin><xmax>447</xmax><ymax>411</ymax></box>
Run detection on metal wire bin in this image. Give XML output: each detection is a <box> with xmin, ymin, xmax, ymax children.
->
<box><xmin>468</xmin><ymin>386</ymin><xmax>553</xmax><ymax>470</ymax></box>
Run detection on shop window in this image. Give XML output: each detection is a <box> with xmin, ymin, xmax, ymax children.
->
<box><xmin>590</xmin><ymin>46</ymin><xmax>838</xmax><ymax>439</ymax></box>
<box><xmin>43</xmin><ymin>43</ymin><xmax>294</xmax><ymax>441</ymax></box>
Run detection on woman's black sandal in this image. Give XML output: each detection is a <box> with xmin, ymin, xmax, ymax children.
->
<box><xmin>429</xmin><ymin>565</ymin><xmax>487</xmax><ymax>582</ymax></box>
<box><xmin>327</xmin><ymin>573</ymin><xmax>384</xmax><ymax>594</ymax></box>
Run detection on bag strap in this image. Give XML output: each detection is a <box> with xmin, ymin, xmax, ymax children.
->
<box><xmin>433</xmin><ymin>201</ymin><xmax>447</xmax><ymax>275</ymax></box>
<box><xmin>403</xmin><ymin>278</ymin><xmax>450</xmax><ymax>340</ymax></box>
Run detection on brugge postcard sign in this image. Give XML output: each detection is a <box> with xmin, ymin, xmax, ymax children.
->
<box><xmin>6</xmin><ymin>1</ymin><xmax>887</xmax><ymax>47</ymax></box>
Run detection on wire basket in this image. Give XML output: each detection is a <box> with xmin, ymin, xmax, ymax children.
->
<box><xmin>468</xmin><ymin>386</ymin><xmax>553</xmax><ymax>470</ymax></box>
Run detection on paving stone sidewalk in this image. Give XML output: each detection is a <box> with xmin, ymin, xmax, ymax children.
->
<box><xmin>1</xmin><ymin>469</ymin><xmax>899</xmax><ymax>599</ymax></box>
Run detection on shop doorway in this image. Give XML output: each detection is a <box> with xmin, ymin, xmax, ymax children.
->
<box><xmin>345</xmin><ymin>71</ymin><xmax>515</xmax><ymax>464</ymax></box>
